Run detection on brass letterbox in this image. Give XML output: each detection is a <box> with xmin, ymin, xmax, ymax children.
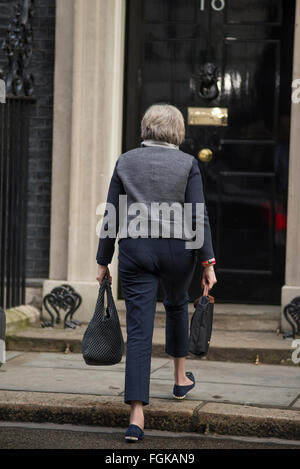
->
<box><xmin>188</xmin><ymin>107</ymin><xmax>228</xmax><ymax>126</ymax></box>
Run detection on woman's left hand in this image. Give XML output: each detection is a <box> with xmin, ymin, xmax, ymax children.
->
<box><xmin>201</xmin><ymin>265</ymin><xmax>217</xmax><ymax>293</ymax></box>
<box><xmin>96</xmin><ymin>264</ymin><xmax>112</xmax><ymax>285</ymax></box>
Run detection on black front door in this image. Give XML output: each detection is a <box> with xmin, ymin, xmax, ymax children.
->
<box><xmin>123</xmin><ymin>0</ymin><xmax>295</xmax><ymax>304</ymax></box>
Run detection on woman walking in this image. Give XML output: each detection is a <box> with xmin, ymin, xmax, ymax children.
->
<box><xmin>96</xmin><ymin>103</ymin><xmax>217</xmax><ymax>442</ymax></box>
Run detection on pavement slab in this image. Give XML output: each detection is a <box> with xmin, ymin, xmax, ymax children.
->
<box><xmin>149</xmin><ymin>381</ymin><xmax>299</xmax><ymax>407</ymax></box>
<box><xmin>292</xmin><ymin>398</ymin><xmax>300</xmax><ymax>409</ymax></box>
<box><xmin>1</xmin><ymin>352</ymin><xmax>299</xmax><ymax>407</ymax></box>
<box><xmin>149</xmin><ymin>359</ymin><xmax>300</xmax><ymax>407</ymax></box>
<box><xmin>151</xmin><ymin>359</ymin><xmax>300</xmax><ymax>388</ymax></box>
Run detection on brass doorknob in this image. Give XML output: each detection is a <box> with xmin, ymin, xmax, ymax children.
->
<box><xmin>198</xmin><ymin>148</ymin><xmax>213</xmax><ymax>163</ymax></box>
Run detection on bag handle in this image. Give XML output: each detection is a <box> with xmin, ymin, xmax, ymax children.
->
<box><xmin>203</xmin><ymin>284</ymin><xmax>209</xmax><ymax>297</ymax></box>
<box><xmin>99</xmin><ymin>277</ymin><xmax>111</xmax><ymax>291</ymax></box>
<box><xmin>99</xmin><ymin>277</ymin><xmax>115</xmax><ymax>309</ymax></box>
<box><xmin>203</xmin><ymin>284</ymin><xmax>215</xmax><ymax>302</ymax></box>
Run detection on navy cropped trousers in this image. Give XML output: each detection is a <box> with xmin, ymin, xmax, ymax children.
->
<box><xmin>118</xmin><ymin>237</ymin><xmax>197</xmax><ymax>406</ymax></box>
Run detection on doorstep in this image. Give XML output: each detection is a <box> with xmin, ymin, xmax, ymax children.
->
<box><xmin>5</xmin><ymin>304</ymin><xmax>298</xmax><ymax>365</ymax></box>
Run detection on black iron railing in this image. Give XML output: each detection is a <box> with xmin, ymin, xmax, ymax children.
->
<box><xmin>0</xmin><ymin>96</ymin><xmax>35</xmax><ymax>309</ymax></box>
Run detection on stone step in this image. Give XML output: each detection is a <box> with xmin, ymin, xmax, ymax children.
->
<box><xmin>6</xmin><ymin>302</ymin><xmax>295</xmax><ymax>366</ymax></box>
<box><xmin>115</xmin><ymin>309</ymin><xmax>280</xmax><ymax>332</ymax></box>
<box><xmin>5</xmin><ymin>322</ymin><xmax>297</xmax><ymax>366</ymax></box>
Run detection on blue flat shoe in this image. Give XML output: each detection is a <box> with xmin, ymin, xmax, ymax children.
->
<box><xmin>173</xmin><ymin>372</ymin><xmax>195</xmax><ymax>400</ymax></box>
<box><xmin>124</xmin><ymin>424</ymin><xmax>144</xmax><ymax>442</ymax></box>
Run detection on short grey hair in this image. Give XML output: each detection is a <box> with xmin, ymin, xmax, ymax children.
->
<box><xmin>141</xmin><ymin>103</ymin><xmax>185</xmax><ymax>146</ymax></box>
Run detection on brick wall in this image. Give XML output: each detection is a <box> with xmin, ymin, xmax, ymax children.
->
<box><xmin>0</xmin><ymin>1</ymin><xmax>13</xmax><ymax>73</ymax></box>
<box><xmin>0</xmin><ymin>0</ymin><xmax>56</xmax><ymax>279</ymax></box>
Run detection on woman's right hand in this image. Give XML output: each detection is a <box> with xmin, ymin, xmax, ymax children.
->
<box><xmin>201</xmin><ymin>265</ymin><xmax>217</xmax><ymax>295</ymax></box>
<box><xmin>96</xmin><ymin>264</ymin><xmax>112</xmax><ymax>285</ymax></box>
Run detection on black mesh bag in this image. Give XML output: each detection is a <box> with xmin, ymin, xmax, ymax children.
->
<box><xmin>188</xmin><ymin>293</ymin><xmax>214</xmax><ymax>357</ymax></box>
<box><xmin>82</xmin><ymin>278</ymin><xmax>124</xmax><ymax>365</ymax></box>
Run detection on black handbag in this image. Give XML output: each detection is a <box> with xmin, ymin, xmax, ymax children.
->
<box><xmin>188</xmin><ymin>288</ymin><xmax>214</xmax><ymax>357</ymax></box>
<box><xmin>82</xmin><ymin>278</ymin><xmax>124</xmax><ymax>365</ymax></box>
